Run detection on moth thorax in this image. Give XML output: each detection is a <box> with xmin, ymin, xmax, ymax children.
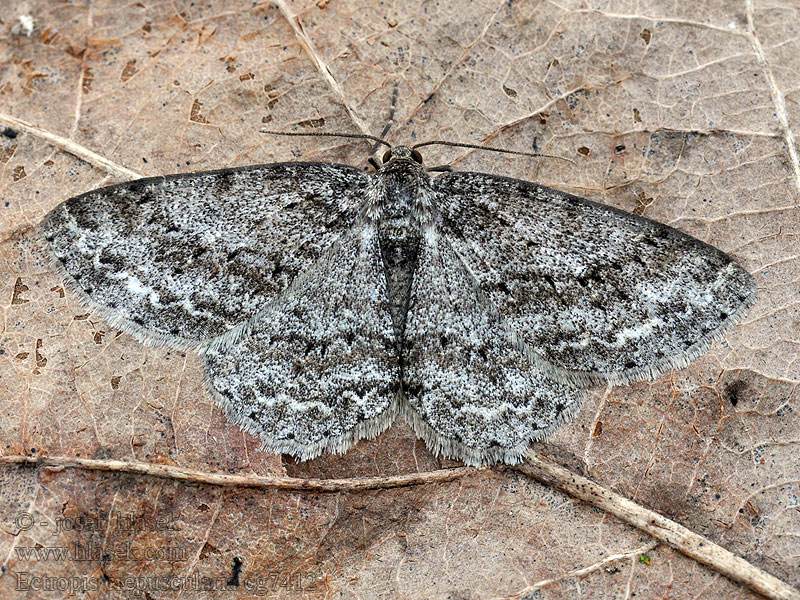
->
<box><xmin>381</xmin><ymin>168</ymin><xmax>420</xmax><ymax>217</ymax></box>
<box><xmin>377</xmin><ymin>208</ymin><xmax>422</xmax><ymax>342</ymax></box>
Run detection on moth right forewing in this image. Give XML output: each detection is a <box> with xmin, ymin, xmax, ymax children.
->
<box><xmin>431</xmin><ymin>171</ymin><xmax>755</xmax><ymax>385</ymax></box>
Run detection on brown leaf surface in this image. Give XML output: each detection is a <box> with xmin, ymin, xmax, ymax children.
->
<box><xmin>0</xmin><ymin>1</ymin><xmax>798</xmax><ymax>599</ymax></box>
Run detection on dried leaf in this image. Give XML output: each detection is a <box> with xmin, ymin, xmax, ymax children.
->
<box><xmin>0</xmin><ymin>1</ymin><xmax>797</xmax><ymax>599</ymax></box>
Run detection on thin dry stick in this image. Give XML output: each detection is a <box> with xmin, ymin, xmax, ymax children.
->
<box><xmin>516</xmin><ymin>451</ymin><xmax>800</xmax><ymax>600</ymax></box>
<box><xmin>0</xmin><ymin>112</ymin><xmax>141</xmax><ymax>180</ymax></box>
<box><xmin>2</xmin><ymin>453</ymin><xmax>796</xmax><ymax>599</ymax></box>
<box><xmin>271</xmin><ymin>0</ymin><xmax>373</xmax><ymax>138</ymax></box>
<box><xmin>501</xmin><ymin>540</ymin><xmax>659</xmax><ymax>599</ymax></box>
<box><xmin>0</xmin><ymin>454</ymin><xmax>475</xmax><ymax>492</ymax></box>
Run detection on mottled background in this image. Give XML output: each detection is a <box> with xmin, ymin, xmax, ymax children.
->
<box><xmin>0</xmin><ymin>1</ymin><xmax>798</xmax><ymax>598</ymax></box>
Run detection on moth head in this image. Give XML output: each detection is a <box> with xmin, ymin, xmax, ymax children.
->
<box><xmin>381</xmin><ymin>146</ymin><xmax>423</xmax><ymax>166</ymax></box>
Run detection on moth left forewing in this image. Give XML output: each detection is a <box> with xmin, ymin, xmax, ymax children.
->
<box><xmin>431</xmin><ymin>171</ymin><xmax>755</xmax><ymax>385</ymax></box>
<box><xmin>40</xmin><ymin>162</ymin><xmax>369</xmax><ymax>351</ymax></box>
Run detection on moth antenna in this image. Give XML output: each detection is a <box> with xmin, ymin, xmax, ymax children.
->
<box><xmin>411</xmin><ymin>140</ymin><xmax>575</xmax><ymax>165</ymax></box>
<box><xmin>369</xmin><ymin>83</ymin><xmax>399</xmax><ymax>158</ymax></box>
<box><xmin>260</xmin><ymin>129</ymin><xmax>392</xmax><ymax>149</ymax></box>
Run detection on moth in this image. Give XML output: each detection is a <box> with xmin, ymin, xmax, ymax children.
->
<box><xmin>40</xmin><ymin>135</ymin><xmax>755</xmax><ymax>465</ymax></box>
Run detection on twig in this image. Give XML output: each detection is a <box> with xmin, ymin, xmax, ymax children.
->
<box><xmin>271</xmin><ymin>0</ymin><xmax>373</xmax><ymax>138</ymax></box>
<box><xmin>515</xmin><ymin>450</ymin><xmax>800</xmax><ymax>600</ymax></box>
<box><xmin>3</xmin><ymin>452</ymin><xmax>796</xmax><ymax>598</ymax></box>
<box><xmin>0</xmin><ymin>112</ymin><xmax>141</xmax><ymax>180</ymax></box>
<box><xmin>0</xmin><ymin>454</ymin><xmax>476</xmax><ymax>492</ymax></box>
<box><xmin>745</xmin><ymin>0</ymin><xmax>800</xmax><ymax>198</ymax></box>
<box><xmin>500</xmin><ymin>540</ymin><xmax>659</xmax><ymax>599</ymax></box>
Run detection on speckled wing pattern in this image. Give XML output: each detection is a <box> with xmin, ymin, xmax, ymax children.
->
<box><xmin>402</xmin><ymin>230</ymin><xmax>584</xmax><ymax>465</ymax></box>
<box><xmin>203</xmin><ymin>223</ymin><xmax>400</xmax><ymax>458</ymax></box>
<box><xmin>41</xmin><ymin>163</ymin><xmax>368</xmax><ymax>350</ymax></box>
<box><xmin>432</xmin><ymin>172</ymin><xmax>755</xmax><ymax>385</ymax></box>
<box><xmin>40</xmin><ymin>151</ymin><xmax>755</xmax><ymax>466</ymax></box>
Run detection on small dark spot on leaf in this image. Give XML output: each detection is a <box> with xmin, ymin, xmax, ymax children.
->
<box><xmin>35</xmin><ymin>339</ymin><xmax>47</xmax><ymax>368</ymax></box>
<box><xmin>190</xmin><ymin>99</ymin><xmax>209</xmax><ymax>124</ymax></box>
<box><xmin>0</xmin><ymin>145</ymin><xmax>17</xmax><ymax>164</ymax></box>
<box><xmin>227</xmin><ymin>557</ymin><xmax>242</xmax><ymax>586</ymax></box>
<box><xmin>120</xmin><ymin>59</ymin><xmax>137</xmax><ymax>83</ymax></box>
<box><xmin>725</xmin><ymin>379</ymin><xmax>747</xmax><ymax>407</ymax></box>
<box><xmin>12</xmin><ymin>278</ymin><xmax>30</xmax><ymax>305</ymax></box>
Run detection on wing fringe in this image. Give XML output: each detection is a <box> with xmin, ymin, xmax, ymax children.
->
<box><xmin>203</xmin><ymin>365</ymin><xmax>402</xmax><ymax>460</ymax></box>
<box><xmin>398</xmin><ymin>392</ymin><xmax>585</xmax><ymax>466</ymax></box>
